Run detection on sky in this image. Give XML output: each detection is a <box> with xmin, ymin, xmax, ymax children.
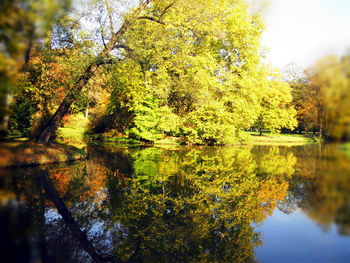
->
<box><xmin>260</xmin><ymin>0</ymin><xmax>350</xmax><ymax>70</ymax></box>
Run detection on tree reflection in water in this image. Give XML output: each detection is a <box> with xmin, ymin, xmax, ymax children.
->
<box><xmin>2</xmin><ymin>144</ymin><xmax>349</xmax><ymax>262</ymax></box>
<box><xmin>102</xmin><ymin>146</ymin><xmax>295</xmax><ymax>262</ymax></box>
<box><xmin>280</xmin><ymin>144</ymin><xmax>350</xmax><ymax>236</ymax></box>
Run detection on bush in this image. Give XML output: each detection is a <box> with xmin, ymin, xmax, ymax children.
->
<box><xmin>8</xmin><ymin>97</ymin><xmax>35</xmax><ymax>137</ymax></box>
<box><xmin>182</xmin><ymin>103</ymin><xmax>237</xmax><ymax>145</ymax></box>
<box><xmin>128</xmin><ymin>98</ymin><xmax>163</xmax><ymax>142</ymax></box>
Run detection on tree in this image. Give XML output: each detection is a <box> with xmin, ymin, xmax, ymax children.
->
<box><xmin>312</xmin><ymin>55</ymin><xmax>350</xmax><ymax>140</ymax></box>
<box><xmin>295</xmin><ymin>54</ymin><xmax>350</xmax><ymax>140</ymax></box>
<box><xmin>254</xmin><ymin>73</ymin><xmax>297</xmax><ymax>135</ymax></box>
<box><xmin>8</xmin><ymin>0</ymin><xmax>298</xmax><ymax>145</ymax></box>
<box><xmin>0</xmin><ymin>0</ymin><xmax>70</xmax><ymax>136</ymax></box>
<box><xmin>35</xmin><ymin>0</ymin><xmax>160</xmax><ymax>144</ymax></box>
<box><xmin>90</xmin><ymin>0</ymin><xmax>271</xmax><ymax>144</ymax></box>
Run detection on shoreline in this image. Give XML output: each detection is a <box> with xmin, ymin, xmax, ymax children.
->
<box><xmin>0</xmin><ymin>141</ymin><xmax>86</xmax><ymax>168</ymax></box>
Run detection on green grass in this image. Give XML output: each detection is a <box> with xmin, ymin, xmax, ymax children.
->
<box><xmin>339</xmin><ymin>143</ymin><xmax>350</xmax><ymax>156</ymax></box>
<box><xmin>57</xmin><ymin>113</ymin><xmax>88</xmax><ymax>148</ymax></box>
<box><xmin>58</xmin><ymin>126</ymin><xmax>86</xmax><ymax>146</ymax></box>
<box><xmin>246</xmin><ymin>131</ymin><xmax>316</xmax><ymax>145</ymax></box>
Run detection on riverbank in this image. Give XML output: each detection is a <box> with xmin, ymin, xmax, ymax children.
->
<box><xmin>0</xmin><ymin>140</ymin><xmax>86</xmax><ymax>168</ymax></box>
<box><xmin>57</xmin><ymin>115</ymin><xmax>317</xmax><ymax>147</ymax></box>
<box><xmin>246</xmin><ymin>132</ymin><xmax>317</xmax><ymax>146</ymax></box>
<box><xmin>339</xmin><ymin>143</ymin><xmax>350</xmax><ymax>156</ymax></box>
<box><xmin>0</xmin><ymin>132</ymin><xmax>318</xmax><ymax>168</ymax></box>
<box><xmin>88</xmin><ymin>133</ymin><xmax>316</xmax><ymax>146</ymax></box>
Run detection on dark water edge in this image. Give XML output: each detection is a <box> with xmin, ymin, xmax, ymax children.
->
<box><xmin>0</xmin><ymin>143</ymin><xmax>349</xmax><ymax>262</ymax></box>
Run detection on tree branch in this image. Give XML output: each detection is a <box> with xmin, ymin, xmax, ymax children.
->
<box><xmin>114</xmin><ymin>44</ymin><xmax>133</xmax><ymax>53</ymax></box>
<box><xmin>138</xmin><ymin>16</ymin><xmax>165</xmax><ymax>25</ymax></box>
<box><xmin>160</xmin><ymin>2</ymin><xmax>176</xmax><ymax>19</ymax></box>
<box><xmin>97</xmin><ymin>58</ymin><xmax>122</xmax><ymax>66</ymax></box>
<box><xmin>105</xmin><ymin>0</ymin><xmax>115</xmax><ymax>36</ymax></box>
<box><xmin>100</xmin><ymin>24</ymin><xmax>107</xmax><ymax>48</ymax></box>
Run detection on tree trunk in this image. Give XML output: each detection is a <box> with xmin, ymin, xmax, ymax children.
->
<box><xmin>85</xmin><ymin>105</ymin><xmax>89</xmax><ymax>119</ymax></box>
<box><xmin>36</xmin><ymin>1</ymin><xmax>152</xmax><ymax>144</ymax></box>
<box><xmin>36</xmin><ymin>64</ymin><xmax>97</xmax><ymax>144</ymax></box>
<box><xmin>35</xmin><ymin>172</ymin><xmax>110</xmax><ymax>263</ymax></box>
<box><xmin>316</xmin><ymin>84</ymin><xmax>323</xmax><ymax>140</ymax></box>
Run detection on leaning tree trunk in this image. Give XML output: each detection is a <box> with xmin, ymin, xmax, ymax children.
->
<box><xmin>35</xmin><ymin>172</ymin><xmax>110</xmax><ymax>263</ymax></box>
<box><xmin>36</xmin><ymin>62</ymin><xmax>100</xmax><ymax>144</ymax></box>
<box><xmin>36</xmin><ymin>1</ymin><xmax>152</xmax><ymax>144</ymax></box>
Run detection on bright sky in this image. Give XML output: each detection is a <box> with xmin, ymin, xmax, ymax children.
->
<box><xmin>261</xmin><ymin>0</ymin><xmax>350</xmax><ymax>70</ymax></box>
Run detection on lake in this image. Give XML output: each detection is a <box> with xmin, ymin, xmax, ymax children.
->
<box><xmin>0</xmin><ymin>143</ymin><xmax>349</xmax><ymax>262</ymax></box>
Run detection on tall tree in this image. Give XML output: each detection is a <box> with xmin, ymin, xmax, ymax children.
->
<box><xmin>36</xmin><ymin>0</ymin><xmax>167</xmax><ymax>144</ymax></box>
<box><xmin>254</xmin><ymin>73</ymin><xmax>297</xmax><ymax>135</ymax></box>
<box><xmin>0</xmin><ymin>0</ymin><xmax>70</xmax><ymax>134</ymax></box>
<box><xmin>96</xmin><ymin>0</ymin><xmax>271</xmax><ymax>144</ymax></box>
<box><xmin>297</xmin><ymin>55</ymin><xmax>350</xmax><ymax>140</ymax></box>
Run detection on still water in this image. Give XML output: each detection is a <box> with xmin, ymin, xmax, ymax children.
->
<box><xmin>0</xmin><ymin>144</ymin><xmax>349</xmax><ymax>262</ymax></box>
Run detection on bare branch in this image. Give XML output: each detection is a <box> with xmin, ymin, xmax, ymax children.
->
<box><xmin>104</xmin><ymin>0</ymin><xmax>115</xmax><ymax>36</ymax></box>
<box><xmin>114</xmin><ymin>44</ymin><xmax>133</xmax><ymax>52</ymax></box>
<box><xmin>138</xmin><ymin>16</ymin><xmax>165</xmax><ymax>25</ymax></box>
<box><xmin>99</xmin><ymin>23</ymin><xmax>107</xmax><ymax>48</ymax></box>
<box><xmin>160</xmin><ymin>2</ymin><xmax>176</xmax><ymax>19</ymax></box>
<box><xmin>137</xmin><ymin>2</ymin><xmax>177</xmax><ymax>27</ymax></box>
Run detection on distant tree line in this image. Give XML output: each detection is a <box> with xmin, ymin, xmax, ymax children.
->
<box><xmin>289</xmin><ymin>54</ymin><xmax>350</xmax><ymax>141</ymax></box>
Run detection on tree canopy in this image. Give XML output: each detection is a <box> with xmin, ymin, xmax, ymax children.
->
<box><xmin>4</xmin><ymin>0</ymin><xmax>299</xmax><ymax>144</ymax></box>
<box><xmin>289</xmin><ymin>54</ymin><xmax>350</xmax><ymax>140</ymax></box>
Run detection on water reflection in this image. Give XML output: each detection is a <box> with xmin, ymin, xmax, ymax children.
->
<box><xmin>281</xmin><ymin>145</ymin><xmax>350</xmax><ymax>237</ymax></box>
<box><xmin>0</xmin><ymin>144</ymin><xmax>349</xmax><ymax>262</ymax></box>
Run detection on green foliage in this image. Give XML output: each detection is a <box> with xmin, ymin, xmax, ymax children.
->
<box><xmin>102</xmin><ymin>0</ymin><xmax>280</xmax><ymax>145</ymax></box>
<box><xmin>8</xmin><ymin>96</ymin><xmax>36</xmax><ymax>137</ymax></box>
<box><xmin>312</xmin><ymin>55</ymin><xmax>350</xmax><ymax>140</ymax></box>
<box><xmin>157</xmin><ymin>106</ymin><xmax>182</xmax><ymax>136</ymax></box>
<box><xmin>183</xmin><ymin>101</ymin><xmax>237</xmax><ymax>145</ymax></box>
<box><xmin>128</xmin><ymin>97</ymin><xmax>163</xmax><ymax>142</ymax></box>
<box><xmin>0</xmin><ymin>0</ymin><xmax>71</xmax><ymax>132</ymax></box>
<box><xmin>7</xmin><ymin>0</ymin><xmax>299</xmax><ymax>145</ymax></box>
<box><xmin>254</xmin><ymin>74</ymin><xmax>298</xmax><ymax>134</ymax></box>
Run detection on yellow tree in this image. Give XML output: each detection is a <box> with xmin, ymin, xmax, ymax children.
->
<box><xmin>255</xmin><ymin>72</ymin><xmax>297</xmax><ymax>135</ymax></box>
<box><xmin>0</xmin><ymin>0</ymin><xmax>70</xmax><ymax>135</ymax></box>
<box><xmin>301</xmin><ymin>55</ymin><xmax>350</xmax><ymax>140</ymax></box>
<box><xmin>104</xmin><ymin>0</ymin><xmax>271</xmax><ymax>144</ymax></box>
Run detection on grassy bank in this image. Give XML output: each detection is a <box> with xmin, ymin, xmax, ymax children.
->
<box><xmin>246</xmin><ymin>132</ymin><xmax>316</xmax><ymax>146</ymax></box>
<box><xmin>0</xmin><ymin>140</ymin><xmax>86</xmax><ymax>168</ymax></box>
<box><xmin>339</xmin><ymin>143</ymin><xmax>350</xmax><ymax>156</ymax></box>
<box><xmin>88</xmin><ymin>132</ymin><xmax>316</xmax><ymax>146</ymax></box>
<box><xmin>57</xmin><ymin>113</ymin><xmax>88</xmax><ymax>147</ymax></box>
<box><xmin>56</xmin><ymin>114</ymin><xmax>317</xmax><ymax>147</ymax></box>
